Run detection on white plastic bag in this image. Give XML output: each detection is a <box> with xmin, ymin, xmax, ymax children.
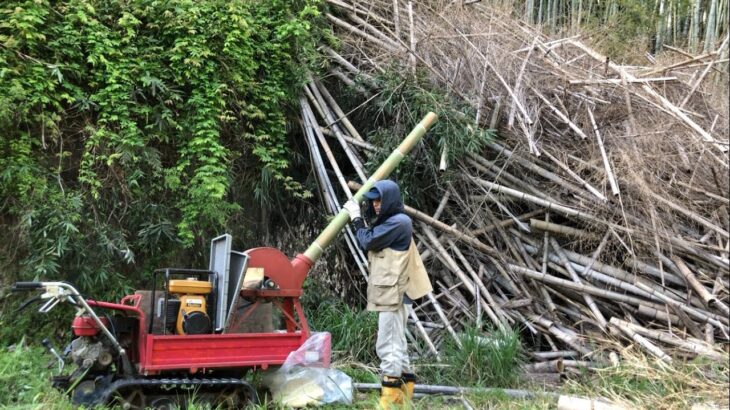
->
<box><xmin>265</xmin><ymin>332</ymin><xmax>353</xmax><ymax>407</ymax></box>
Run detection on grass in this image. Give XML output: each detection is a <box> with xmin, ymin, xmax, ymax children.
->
<box><xmin>306</xmin><ymin>299</ymin><xmax>378</xmax><ymax>364</ymax></box>
<box><xmin>0</xmin><ymin>340</ymin><xmax>74</xmax><ymax>410</ymax></box>
<box><xmin>417</xmin><ymin>325</ymin><xmax>523</xmax><ymax>388</ymax></box>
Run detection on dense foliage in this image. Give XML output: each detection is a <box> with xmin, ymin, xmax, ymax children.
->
<box><xmin>0</xmin><ymin>0</ymin><xmax>324</xmax><ymax>296</ymax></box>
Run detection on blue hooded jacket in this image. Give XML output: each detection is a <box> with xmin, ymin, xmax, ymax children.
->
<box><xmin>354</xmin><ymin>180</ymin><xmax>412</xmax><ymax>252</ymax></box>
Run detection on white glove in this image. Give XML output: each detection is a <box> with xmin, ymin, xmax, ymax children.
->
<box><xmin>342</xmin><ymin>199</ymin><xmax>361</xmax><ymax>221</ymax></box>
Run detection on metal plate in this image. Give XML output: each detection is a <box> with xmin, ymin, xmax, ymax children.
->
<box><xmin>209</xmin><ymin>234</ymin><xmax>232</xmax><ymax>331</ymax></box>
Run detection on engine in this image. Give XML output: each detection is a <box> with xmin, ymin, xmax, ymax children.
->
<box><xmin>69</xmin><ymin>316</ymin><xmax>114</xmax><ymax>369</ymax></box>
<box><xmin>69</xmin><ymin>337</ymin><xmax>114</xmax><ymax>370</ymax></box>
<box><xmin>168</xmin><ymin>278</ymin><xmax>212</xmax><ymax>335</ymax></box>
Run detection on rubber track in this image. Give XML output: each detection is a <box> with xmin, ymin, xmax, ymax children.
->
<box><xmin>97</xmin><ymin>377</ymin><xmax>253</xmax><ymax>405</ymax></box>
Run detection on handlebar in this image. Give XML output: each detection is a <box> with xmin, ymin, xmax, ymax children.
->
<box><xmin>11</xmin><ymin>282</ymin><xmax>43</xmax><ymax>291</ymax></box>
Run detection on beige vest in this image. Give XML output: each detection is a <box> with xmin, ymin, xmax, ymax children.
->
<box><xmin>366</xmin><ymin>240</ymin><xmax>433</xmax><ymax>312</ymax></box>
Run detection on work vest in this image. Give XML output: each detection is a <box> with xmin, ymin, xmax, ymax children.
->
<box><xmin>366</xmin><ymin>240</ymin><xmax>433</xmax><ymax>312</ymax></box>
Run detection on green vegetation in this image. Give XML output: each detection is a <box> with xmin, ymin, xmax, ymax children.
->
<box><xmin>0</xmin><ymin>0</ymin><xmax>325</xmax><ymax>316</ymax></box>
<box><xmin>0</xmin><ymin>342</ymin><xmax>74</xmax><ymax>409</ymax></box>
<box><xmin>307</xmin><ymin>298</ymin><xmax>378</xmax><ymax>364</ymax></box>
<box><xmin>421</xmin><ymin>326</ymin><xmax>523</xmax><ymax>388</ymax></box>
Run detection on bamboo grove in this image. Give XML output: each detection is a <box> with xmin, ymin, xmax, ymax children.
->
<box><xmin>510</xmin><ymin>0</ymin><xmax>728</xmax><ymax>55</ymax></box>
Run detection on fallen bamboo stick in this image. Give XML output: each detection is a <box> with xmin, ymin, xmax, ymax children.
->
<box><xmin>531</xmin><ymin>350</ymin><xmax>578</xmax><ymax>360</ymax></box>
<box><xmin>530</xmin><ymin>219</ymin><xmax>599</xmax><ymax>241</ymax></box>
<box><xmin>353</xmin><ymin>383</ymin><xmax>559</xmax><ymax>399</ymax></box>
<box><xmin>609</xmin><ymin>317</ymin><xmax>672</xmax><ymax>363</ymax></box>
<box><xmin>672</xmin><ymin>257</ymin><xmax>723</xmax><ymax>313</ymax></box>
<box><xmin>550</xmin><ymin>238</ymin><xmax>608</xmax><ymax>330</ymax></box>
<box><xmin>611</xmin><ymin>317</ymin><xmax>726</xmax><ymax>361</ymax></box>
<box><xmin>586</xmin><ymin>106</ymin><xmax>620</xmax><ymax>196</ymax></box>
<box><xmin>522</xmin><ymin>359</ymin><xmax>565</xmax><ymax>373</ymax></box>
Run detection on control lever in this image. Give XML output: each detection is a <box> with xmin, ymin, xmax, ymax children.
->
<box><xmin>42</xmin><ymin>338</ymin><xmax>65</xmax><ymax>374</ymax></box>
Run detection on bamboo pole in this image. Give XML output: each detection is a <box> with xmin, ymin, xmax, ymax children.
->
<box><xmin>586</xmin><ymin>106</ymin><xmax>620</xmax><ymax>196</ymax></box>
<box><xmin>532</xmin><ymin>88</ymin><xmax>590</xmax><ymax>139</ymax></box>
<box><xmin>541</xmin><ymin>150</ymin><xmax>607</xmax><ymax>201</ymax></box>
<box><xmin>672</xmin><ymin>257</ymin><xmax>720</xmax><ymax>311</ymax></box>
<box><xmin>550</xmin><ymin>238</ymin><xmax>608</xmax><ymax>330</ymax></box>
<box><xmin>609</xmin><ymin>317</ymin><xmax>672</xmax><ymax>363</ymax></box>
<box><xmin>313</xmin><ymin>80</ymin><xmax>366</xmax><ymax>142</ymax></box>
<box><xmin>306</xmin><ymin>79</ymin><xmax>368</xmax><ymax>182</ymax></box>
<box><xmin>612</xmin><ymin>317</ymin><xmax>726</xmax><ymax>360</ymax></box>
<box><xmin>327</xmin><ymin>13</ymin><xmax>403</xmax><ymax>52</ymax></box>
<box><xmin>530</xmin><ymin>219</ymin><xmax>599</xmax><ymax>241</ymax></box>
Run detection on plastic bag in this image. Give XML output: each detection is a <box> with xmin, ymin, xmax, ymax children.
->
<box><xmin>265</xmin><ymin>332</ymin><xmax>353</xmax><ymax>408</ymax></box>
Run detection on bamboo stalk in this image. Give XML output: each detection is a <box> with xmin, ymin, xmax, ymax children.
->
<box><xmin>522</xmin><ymin>359</ymin><xmax>565</xmax><ymax>373</ymax></box>
<box><xmin>530</xmin><ymin>219</ymin><xmax>599</xmax><ymax>240</ymax></box>
<box><xmin>541</xmin><ymin>150</ymin><xmax>607</xmax><ymax>201</ymax></box>
<box><xmin>306</xmin><ymin>79</ymin><xmax>368</xmax><ymax>182</ymax></box>
<box><xmin>327</xmin><ymin>13</ymin><xmax>403</xmax><ymax>52</ymax></box>
<box><xmin>672</xmin><ymin>257</ymin><xmax>719</xmax><ymax>311</ymax></box>
<box><xmin>612</xmin><ymin>317</ymin><xmax>726</xmax><ymax>360</ymax></box>
<box><xmin>531</xmin><ymin>350</ymin><xmax>577</xmax><ymax>360</ymax></box>
<box><xmin>550</xmin><ymin>238</ymin><xmax>608</xmax><ymax>330</ymax></box>
<box><xmin>532</xmin><ymin>88</ymin><xmax>590</xmax><ymax>139</ymax></box>
<box><xmin>609</xmin><ymin>317</ymin><xmax>672</xmax><ymax>363</ymax></box>
<box><xmin>586</xmin><ymin>106</ymin><xmax>620</xmax><ymax>196</ymax></box>
<box><xmin>649</xmin><ymin>190</ymin><xmax>729</xmax><ymax>239</ymax></box>
<box><xmin>569</xmin><ymin>77</ymin><xmax>679</xmax><ymax>85</ymax></box>
<box><xmin>314</xmin><ymin>79</ymin><xmax>366</xmax><ymax>142</ymax></box>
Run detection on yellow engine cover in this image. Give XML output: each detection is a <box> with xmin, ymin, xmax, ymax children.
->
<box><xmin>169</xmin><ymin>279</ymin><xmax>212</xmax><ymax>295</ymax></box>
<box><xmin>176</xmin><ymin>294</ymin><xmax>208</xmax><ymax>334</ymax></box>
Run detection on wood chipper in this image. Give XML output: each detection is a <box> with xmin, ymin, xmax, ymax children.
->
<box><xmin>10</xmin><ymin>112</ymin><xmax>437</xmax><ymax>409</ymax></box>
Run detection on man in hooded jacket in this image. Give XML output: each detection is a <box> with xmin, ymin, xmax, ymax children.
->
<box><xmin>343</xmin><ymin>180</ymin><xmax>432</xmax><ymax>409</ymax></box>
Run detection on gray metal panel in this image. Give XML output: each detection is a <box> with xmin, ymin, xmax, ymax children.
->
<box><xmin>209</xmin><ymin>234</ymin><xmax>232</xmax><ymax>331</ymax></box>
<box><xmin>224</xmin><ymin>251</ymin><xmax>248</xmax><ymax>332</ymax></box>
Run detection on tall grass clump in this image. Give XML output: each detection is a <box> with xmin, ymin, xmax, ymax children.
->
<box><xmin>0</xmin><ymin>341</ymin><xmax>73</xmax><ymax>409</ymax></box>
<box><xmin>306</xmin><ymin>300</ymin><xmax>378</xmax><ymax>364</ymax></box>
<box><xmin>419</xmin><ymin>326</ymin><xmax>522</xmax><ymax>388</ymax></box>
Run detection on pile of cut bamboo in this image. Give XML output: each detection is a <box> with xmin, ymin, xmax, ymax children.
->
<box><xmin>301</xmin><ymin>0</ymin><xmax>729</xmax><ymax>375</ymax></box>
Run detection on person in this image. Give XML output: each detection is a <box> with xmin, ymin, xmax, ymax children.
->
<box><xmin>343</xmin><ymin>179</ymin><xmax>432</xmax><ymax>409</ymax></box>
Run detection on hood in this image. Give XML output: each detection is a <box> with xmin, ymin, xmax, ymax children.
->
<box><xmin>365</xmin><ymin>180</ymin><xmax>405</xmax><ymax>225</ymax></box>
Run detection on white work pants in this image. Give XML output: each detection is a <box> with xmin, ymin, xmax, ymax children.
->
<box><xmin>376</xmin><ymin>303</ymin><xmax>411</xmax><ymax>377</ymax></box>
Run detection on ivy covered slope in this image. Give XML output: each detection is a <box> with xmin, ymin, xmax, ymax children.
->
<box><xmin>0</xmin><ymin>1</ymin><xmax>323</xmax><ymax>298</ymax></box>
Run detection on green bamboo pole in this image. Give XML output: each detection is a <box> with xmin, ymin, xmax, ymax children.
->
<box><xmin>303</xmin><ymin>112</ymin><xmax>438</xmax><ymax>262</ymax></box>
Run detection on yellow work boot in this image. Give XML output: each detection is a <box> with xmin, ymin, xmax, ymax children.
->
<box><xmin>379</xmin><ymin>376</ymin><xmax>404</xmax><ymax>409</ymax></box>
<box><xmin>401</xmin><ymin>372</ymin><xmax>416</xmax><ymax>403</ymax></box>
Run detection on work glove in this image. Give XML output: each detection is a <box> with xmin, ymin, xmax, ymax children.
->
<box><xmin>342</xmin><ymin>199</ymin><xmax>361</xmax><ymax>221</ymax></box>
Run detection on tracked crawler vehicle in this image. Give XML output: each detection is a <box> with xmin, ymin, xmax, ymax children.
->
<box><xmin>11</xmin><ymin>113</ymin><xmax>437</xmax><ymax>408</ymax></box>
